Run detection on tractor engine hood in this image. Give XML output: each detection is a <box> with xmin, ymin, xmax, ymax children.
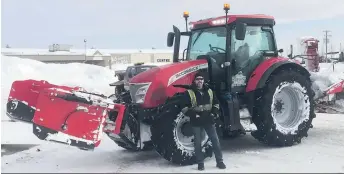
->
<box><xmin>129</xmin><ymin>59</ymin><xmax>208</xmax><ymax>108</ymax></box>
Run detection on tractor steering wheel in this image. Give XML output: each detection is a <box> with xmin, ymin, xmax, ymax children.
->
<box><xmin>209</xmin><ymin>44</ymin><xmax>226</xmax><ymax>53</ymax></box>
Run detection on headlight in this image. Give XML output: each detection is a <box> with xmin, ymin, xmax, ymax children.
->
<box><xmin>129</xmin><ymin>82</ymin><xmax>151</xmax><ymax>104</ymax></box>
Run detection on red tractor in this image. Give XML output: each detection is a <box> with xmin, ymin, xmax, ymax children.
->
<box><xmin>8</xmin><ymin>4</ymin><xmax>340</xmax><ymax>165</ymax></box>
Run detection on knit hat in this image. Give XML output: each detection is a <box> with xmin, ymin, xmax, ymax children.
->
<box><xmin>193</xmin><ymin>72</ymin><xmax>204</xmax><ymax>81</ymax></box>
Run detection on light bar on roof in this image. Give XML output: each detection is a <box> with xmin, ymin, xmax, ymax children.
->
<box><xmin>211</xmin><ymin>18</ymin><xmax>226</xmax><ymax>25</ymax></box>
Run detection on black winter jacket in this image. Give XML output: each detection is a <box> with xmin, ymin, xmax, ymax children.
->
<box><xmin>179</xmin><ymin>84</ymin><xmax>220</xmax><ymax>127</ymax></box>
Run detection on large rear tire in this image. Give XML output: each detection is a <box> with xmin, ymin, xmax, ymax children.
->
<box><xmin>251</xmin><ymin>68</ymin><xmax>316</xmax><ymax>146</ymax></box>
<box><xmin>150</xmin><ymin>95</ymin><xmax>213</xmax><ymax>165</ymax></box>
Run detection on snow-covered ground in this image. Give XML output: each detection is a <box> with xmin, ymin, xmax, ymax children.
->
<box><xmin>2</xmin><ymin>114</ymin><xmax>344</xmax><ymax>173</ymax></box>
<box><xmin>1</xmin><ymin>55</ymin><xmax>344</xmax><ymax>172</ymax></box>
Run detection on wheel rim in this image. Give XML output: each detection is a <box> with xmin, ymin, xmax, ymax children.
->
<box><xmin>271</xmin><ymin>81</ymin><xmax>310</xmax><ymax>134</ymax></box>
<box><xmin>174</xmin><ymin>112</ymin><xmax>209</xmax><ymax>151</ymax></box>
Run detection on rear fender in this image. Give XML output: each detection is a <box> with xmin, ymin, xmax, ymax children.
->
<box><xmin>244</xmin><ymin>58</ymin><xmax>309</xmax><ymax>116</ymax></box>
<box><xmin>246</xmin><ymin>57</ymin><xmax>309</xmax><ymax>92</ymax></box>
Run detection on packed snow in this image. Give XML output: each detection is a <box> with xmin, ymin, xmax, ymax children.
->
<box><xmin>311</xmin><ymin>62</ymin><xmax>344</xmax><ymax>99</ymax></box>
<box><xmin>1</xmin><ymin>55</ymin><xmax>344</xmax><ymax>173</ymax></box>
<box><xmin>2</xmin><ymin>114</ymin><xmax>344</xmax><ymax>173</ymax></box>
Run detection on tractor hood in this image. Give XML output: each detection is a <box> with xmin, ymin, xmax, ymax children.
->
<box><xmin>129</xmin><ymin>59</ymin><xmax>208</xmax><ymax>108</ymax></box>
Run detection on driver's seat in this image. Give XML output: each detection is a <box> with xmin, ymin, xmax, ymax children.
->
<box><xmin>205</xmin><ymin>52</ymin><xmax>226</xmax><ymax>68</ymax></box>
<box><xmin>233</xmin><ymin>43</ymin><xmax>250</xmax><ymax>68</ymax></box>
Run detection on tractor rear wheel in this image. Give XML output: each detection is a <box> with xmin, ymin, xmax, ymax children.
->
<box><xmin>150</xmin><ymin>96</ymin><xmax>212</xmax><ymax>165</ymax></box>
<box><xmin>251</xmin><ymin>68</ymin><xmax>315</xmax><ymax>146</ymax></box>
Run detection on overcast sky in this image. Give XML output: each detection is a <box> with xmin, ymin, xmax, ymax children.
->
<box><xmin>2</xmin><ymin>0</ymin><xmax>344</xmax><ymax>54</ymax></box>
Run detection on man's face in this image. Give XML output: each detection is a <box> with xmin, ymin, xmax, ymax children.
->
<box><xmin>194</xmin><ymin>76</ymin><xmax>204</xmax><ymax>89</ymax></box>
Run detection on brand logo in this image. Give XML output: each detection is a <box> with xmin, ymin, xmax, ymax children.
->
<box><xmin>167</xmin><ymin>63</ymin><xmax>208</xmax><ymax>86</ymax></box>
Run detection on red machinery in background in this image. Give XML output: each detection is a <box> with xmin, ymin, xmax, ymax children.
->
<box><xmin>300</xmin><ymin>37</ymin><xmax>320</xmax><ymax>72</ymax></box>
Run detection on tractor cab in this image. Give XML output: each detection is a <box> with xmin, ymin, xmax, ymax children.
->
<box><xmin>167</xmin><ymin>6</ymin><xmax>278</xmax><ymax>93</ymax></box>
<box><xmin>167</xmin><ymin>4</ymin><xmax>281</xmax><ymax>132</ymax></box>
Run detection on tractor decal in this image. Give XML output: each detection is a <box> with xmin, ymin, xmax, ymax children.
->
<box><xmin>167</xmin><ymin>63</ymin><xmax>208</xmax><ymax>86</ymax></box>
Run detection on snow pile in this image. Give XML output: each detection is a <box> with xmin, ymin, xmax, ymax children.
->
<box><xmin>0</xmin><ymin>55</ymin><xmax>121</xmax><ymax>120</ymax></box>
<box><xmin>109</xmin><ymin>62</ymin><xmax>171</xmax><ymax>71</ymax></box>
<box><xmin>310</xmin><ymin>62</ymin><xmax>344</xmax><ymax>99</ymax></box>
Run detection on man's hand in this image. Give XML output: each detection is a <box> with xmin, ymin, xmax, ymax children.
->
<box><xmin>210</xmin><ymin>113</ymin><xmax>219</xmax><ymax>119</ymax></box>
<box><xmin>215</xmin><ymin>119</ymin><xmax>224</xmax><ymax>128</ymax></box>
<box><xmin>211</xmin><ymin>113</ymin><xmax>223</xmax><ymax>127</ymax></box>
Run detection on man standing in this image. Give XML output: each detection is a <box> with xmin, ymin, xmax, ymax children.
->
<box><xmin>181</xmin><ymin>72</ymin><xmax>226</xmax><ymax>171</ymax></box>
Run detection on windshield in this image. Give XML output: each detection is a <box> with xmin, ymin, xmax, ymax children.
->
<box><xmin>186</xmin><ymin>26</ymin><xmax>275</xmax><ymax>61</ymax></box>
<box><xmin>231</xmin><ymin>26</ymin><xmax>275</xmax><ymax>57</ymax></box>
<box><xmin>187</xmin><ymin>27</ymin><xmax>226</xmax><ymax>60</ymax></box>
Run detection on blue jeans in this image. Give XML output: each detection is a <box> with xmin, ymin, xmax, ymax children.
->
<box><xmin>193</xmin><ymin>124</ymin><xmax>223</xmax><ymax>164</ymax></box>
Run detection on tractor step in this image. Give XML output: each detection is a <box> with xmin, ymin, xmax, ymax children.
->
<box><xmin>220</xmin><ymin>92</ymin><xmax>245</xmax><ymax>132</ymax></box>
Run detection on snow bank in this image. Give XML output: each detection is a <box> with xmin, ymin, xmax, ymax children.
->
<box><xmin>109</xmin><ymin>62</ymin><xmax>171</xmax><ymax>71</ymax></box>
<box><xmin>310</xmin><ymin>62</ymin><xmax>344</xmax><ymax>99</ymax></box>
<box><xmin>0</xmin><ymin>55</ymin><xmax>120</xmax><ymax>120</ymax></box>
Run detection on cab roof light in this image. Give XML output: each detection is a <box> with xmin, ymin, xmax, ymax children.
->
<box><xmin>211</xmin><ymin>18</ymin><xmax>227</xmax><ymax>25</ymax></box>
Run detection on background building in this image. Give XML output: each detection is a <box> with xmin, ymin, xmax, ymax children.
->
<box><xmin>1</xmin><ymin>44</ymin><xmax>183</xmax><ymax>69</ymax></box>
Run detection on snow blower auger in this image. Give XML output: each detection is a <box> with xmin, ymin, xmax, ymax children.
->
<box><xmin>7</xmin><ymin>4</ymin><xmax>343</xmax><ymax>166</ymax></box>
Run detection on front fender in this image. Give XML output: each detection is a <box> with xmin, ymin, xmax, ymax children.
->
<box><xmin>246</xmin><ymin>57</ymin><xmax>310</xmax><ymax>92</ymax></box>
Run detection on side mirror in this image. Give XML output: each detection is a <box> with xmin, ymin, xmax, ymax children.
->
<box><xmin>262</xmin><ymin>51</ymin><xmax>277</xmax><ymax>57</ymax></box>
<box><xmin>288</xmin><ymin>45</ymin><xmax>293</xmax><ymax>58</ymax></box>
<box><xmin>235</xmin><ymin>22</ymin><xmax>247</xmax><ymax>40</ymax></box>
<box><xmin>278</xmin><ymin>49</ymin><xmax>284</xmax><ymax>53</ymax></box>
<box><xmin>167</xmin><ymin>32</ymin><xmax>175</xmax><ymax>47</ymax></box>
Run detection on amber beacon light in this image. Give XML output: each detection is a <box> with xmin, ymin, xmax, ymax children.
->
<box><xmin>223</xmin><ymin>3</ymin><xmax>230</xmax><ymax>11</ymax></box>
<box><xmin>183</xmin><ymin>11</ymin><xmax>190</xmax><ymax>31</ymax></box>
<box><xmin>183</xmin><ymin>11</ymin><xmax>189</xmax><ymax>18</ymax></box>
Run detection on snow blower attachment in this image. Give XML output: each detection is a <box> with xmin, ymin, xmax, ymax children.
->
<box><xmin>7</xmin><ymin>80</ymin><xmax>82</xmax><ymax>123</ymax></box>
<box><xmin>6</xmin><ymin>4</ymin><xmax>344</xmax><ymax>165</ymax></box>
<box><xmin>6</xmin><ymin>79</ymin><xmax>122</xmax><ymax>150</ymax></box>
<box><xmin>315</xmin><ymin>79</ymin><xmax>344</xmax><ymax>113</ymax></box>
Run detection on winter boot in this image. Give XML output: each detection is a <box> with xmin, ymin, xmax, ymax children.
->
<box><xmin>198</xmin><ymin>163</ymin><xmax>205</xmax><ymax>171</ymax></box>
<box><xmin>216</xmin><ymin>162</ymin><xmax>226</xmax><ymax>169</ymax></box>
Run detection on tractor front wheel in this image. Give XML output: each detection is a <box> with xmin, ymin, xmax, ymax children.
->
<box><xmin>150</xmin><ymin>97</ymin><xmax>212</xmax><ymax>165</ymax></box>
<box><xmin>252</xmin><ymin>68</ymin><xmax>316</xmax><ymax>146</ymax></box>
